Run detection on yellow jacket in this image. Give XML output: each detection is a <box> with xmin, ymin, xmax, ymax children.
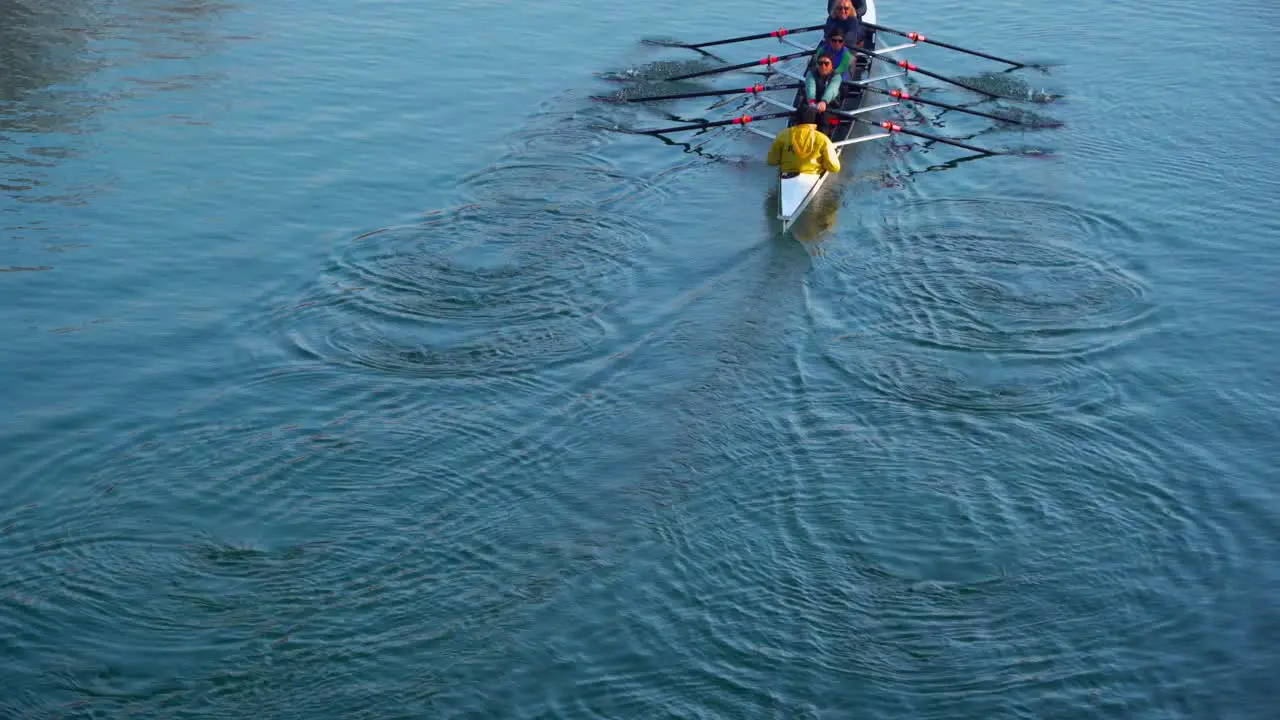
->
<box><xmin>766</xmin><ymin>123</ymin><xmax>841</xmax><ymax>175</ymax></box>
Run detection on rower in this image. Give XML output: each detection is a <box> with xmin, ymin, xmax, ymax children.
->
<box><xmin>766</xmin><ymin>104</ymin><xmax>841</xmax><ymax>177</ymax></box>
<box><xmin>824</xmin><ymin>0</ymin><xmax>866</xmax><ymax>50</ymax></box>
<box><xmin>825</xmin><ymin>0</ymin><xmax>867</xmax><ymax>18</ymax></box>
<box><xmin>803</xmin><ymin>52</ymin><xmax>841</xmax><ymax>133</ymax></box>
<box><xmin>812</xmin><ymin>27</ymin><xmax>854</xmax><ymax>82</ymax></box>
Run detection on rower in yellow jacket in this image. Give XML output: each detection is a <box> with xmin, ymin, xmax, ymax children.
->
<box><xmin>766</xmin><ymin>105</ymin><xmax>841</xmax><ymax>176</ymax></box>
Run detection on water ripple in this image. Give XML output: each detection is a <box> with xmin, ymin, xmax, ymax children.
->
<box><xmin>836</xmin><ymin>196</ymin><xmax>1157</xmax><ymax>358</ymax></box>
<box><xmin>273</xmin><ymin>92</ymin><xmax>660</xmax><ymax>381</ymax></box>
<box><xmin>8</xmin><ymin>0</ymin><xmax>1276</xmax><ymax>716</ymax></box>
<box><xmin>283</xmin><ymin>208</ymin><xmax>645</xmax><ymax>379</ymax></box>
<box><xmin>458</xmin><ymin>161</ymin><xmax>652</xmax><ymax>215</ymax></box>
<box><xmin>613</xmin><ymin>403</ymin><xmax>1247</xmax><ymax>718</ymax></box>
<box><xmin>466</xmin><ymin>94</ymin><xmax>671</xmax><ymax>213</ymax></box>
<box><xmin>825</xmin><ymin>340</ymin><xmax>1119</xmax><ymax>415</ymax></box>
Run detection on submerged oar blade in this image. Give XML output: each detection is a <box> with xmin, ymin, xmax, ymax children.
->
<box><xmin>632</xmin><ymin>110</ymin><xmax>793</xmax><ymax>136</ymax></box>
<box><xmin>863</xmin><ymin>86</ymin><xmax>1029</xmax><ymax>125</ymax></box>
<box><xmin>857</xmin><ymin>48</ymin><xmax>1003</xmax><ymax>99</ymax></box>
<box><xmin>863</xmin><ymin>22</ymin><xmax>1028</xmax><ymax>69</ymax></box>
<box><xmin>664</xmin><ymin>50</ymin><xmax>810</xmax><ymax>82</ymax></box>
<box><xmin>851</xmin><ymin>117</ymin><xmax>1004</xmax><ymax>155</ymax></box>
<box><xmin>682</xmin><ymin>23</ymin><xmax>824</xmax><ymax>49</ymax></box>
<box><xmin>623</xmin><ymin>82</ymin><xmax>800</xmax><ymax>103</ymax></box>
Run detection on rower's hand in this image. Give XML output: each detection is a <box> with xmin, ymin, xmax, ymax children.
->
<box><xmin>817</xmin><ymin>101</ymin><xmax>827</xmax><ymax>112</ymax></box>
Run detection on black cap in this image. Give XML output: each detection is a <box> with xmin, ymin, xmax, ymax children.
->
<box><xmin>795</xmin><ymin>104</ymin><xmax>818</xmax><ymax>125</ymax></box>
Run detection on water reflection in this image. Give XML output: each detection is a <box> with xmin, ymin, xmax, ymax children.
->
<box><xmin>0</xmin><ymin>0</ymin><xmax>237</xmax><ymax>164</ymax></box>
<box><xmin>763</xmin><ymin>172</ymin><xmax>851</xmax><ymax>251</ymax></box>
<box><xmin>0</xmin><ymin>1</ymin><xmax>107</xmax><ymax>144</ymax></box>
<box><xmin>0</xmin><ymin>1</ymin><xmax>92</xmax><ymax>102</ymax></box>
<box><xmin>1</xmin><ymin>0</ymin><xmax>240</xmax><ymax>264</ymax></box>
<box><xmin>787</xmin><ymin>189</ymin><xmax>841</xmax><ymax>248</ymax></box>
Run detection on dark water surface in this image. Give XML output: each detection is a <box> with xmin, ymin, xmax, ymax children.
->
<box><xmin>3</xmin><ymin>0</ymin><xmax>1278</xmax><ymax>717</ymax></box>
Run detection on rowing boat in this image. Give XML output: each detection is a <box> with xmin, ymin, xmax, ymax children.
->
<box><xmin>624</xmin><ymin>7</ymin><xmax>1034</xmax><ymax>231</ymax></box>
<box><xmin>755</xmin><ymin>2</ymin><xmax>943</xmax><ymax>228</ymax></box>
<box><xmin>775</xmin><ymin>0</ymin><xmax>878</xmax><ymax>229</ymax></box>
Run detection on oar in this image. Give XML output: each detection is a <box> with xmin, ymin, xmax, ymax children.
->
<box><xmin>622</xmin><ymin>82</ymin><xmax>800</xmax><ymax>103</ymax></box>
<box><xmin>632</xmin><ymin>110</ymin><xmax>793</xmax><ymax>135</ymax></box>
<box><xmin>853</xmin><ymin>49</ymin><xmax>1003</xmax><ymax>99</ymax></box>
<box><xmin>863</xmin><ymin>87</ymin><xmax>1028</xmax><ymax>125</ymax></box>
<box><xmin>674</xmin><ymin>24</ymin><xmax>825</xmax><ymax>50</ymax></box>
<box><xmin>847</xmin><ymin>116</ymin><xmax>1005</xmax><ymax>155</ymax></box>
<box><xmin>862</xmin><ymin>23</ymin><xmax>1027</xmax><ymax>69</ymax></box>
<box><xmin>664</xmin><ymin>50</ymin><xmax>811</xmax><ymax>82</ymax></box>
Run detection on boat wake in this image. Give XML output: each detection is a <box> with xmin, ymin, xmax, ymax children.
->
<box><xmin>823</xmin><ymin>196</ymin><xmax>1158</xmax><ymax>359</ymax></box>
<box><xmin>827</xmin><ymin>342</ymin><xmax>1121</xmax><ymax>416</ymax></box>
<box><xmin>277</xmin><ymin>96</ymin><xmax>660</xmax><ymax>381</ymax></box>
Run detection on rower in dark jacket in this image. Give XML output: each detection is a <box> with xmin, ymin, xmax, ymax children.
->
<box><xmin>824</xmin><ymin>0</ymin><xmax>867</xmax><ymax>50</ymax></box>
<box><xmin>826</xmin><ymin>0</ymin><xmax>866</xmax><ymax>14</ymax></box>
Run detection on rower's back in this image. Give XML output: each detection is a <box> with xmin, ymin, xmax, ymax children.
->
<box><xmin>767</xmin><ymin>109</ymin><xmax>841</xmax><ymax>176</ymax></box>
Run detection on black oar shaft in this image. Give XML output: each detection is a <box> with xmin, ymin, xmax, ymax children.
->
<box><xmin>855</xmin><ymin>117</ymin><xmax>1002</xmax><ymax>155</ymax></box>
<box><xmin>664</xmin><ymin>50</ymin><xmax>810</xmax><ymax>82</ymax></box>
<box><xmin>625</xmin><ymin>83</ymin><xmax>800</xmax><ymax>103</ymax></box>
<box><xmin>863</xmin><ymin>86</ymin><xmax>1026</xmax><ymax>125</ymax></box>
<box><xmin>864</xmin><ymin>22</ymin><xmax>1026</xmax><ymax>68</ymax></box>
<box><xmin>856</xmin><ymin>48</ymin><xmax>1001</xmax><ymax>99</ymax></box>
<box><xmin>635</xmin><ymin>110</ymin><xmax>793</xmax><ymax>135</ymax></box>
<box><xmin>687</xmin><ymin>24</ymin><xmax>824</xmax><ymax>49</ymax></box>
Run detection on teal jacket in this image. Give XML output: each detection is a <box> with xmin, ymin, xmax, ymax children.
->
<box><xmin>804</xmin><ymin>69</ymin><xmax>841</xmax><ymax>106</ymax></box>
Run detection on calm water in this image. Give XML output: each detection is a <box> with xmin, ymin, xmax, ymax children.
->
<box><xmin>3</xmin><ymin>0</ymin><xmax>1278</xmax><ymax>716</ymax></box>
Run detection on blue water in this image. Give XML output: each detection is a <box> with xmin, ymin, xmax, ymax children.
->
<box><xmin>3</xmin><ymin>0</ymin><xmax>1278</xmax><ymax>717</ymax></box>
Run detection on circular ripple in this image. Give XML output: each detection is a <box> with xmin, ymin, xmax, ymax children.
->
<box><xmin>849</xmin><ymin>196</ymin><xmax>1156</xmax><ymax>358</ymax></box>
<box><xmin>826</xmin><ymin>340</ymin><xmax>1120</xmax><ymax>416</ymax></box>
<box><xmin>284</xmin><ymin>208</ymin><xmax>645</xmax><ymax>379</ymax></box>
<box><xmin>482</xmin><ymin>94</ymin><xmax>675</xmax><ymax>214</ymax></box>
<box><xmin>635</xmin><ymin>401</ymin><xmax>1242</xmax><ymax>718</ymax></box>
<box><xmin>458</xmin><ymin>161</ymin><xmax>655</xmax><ymax>216</ymax></box>
<box><xmin>504</xmin><ymin>95</ymin><xmax>617</xmax><ymax>157</ymax></box>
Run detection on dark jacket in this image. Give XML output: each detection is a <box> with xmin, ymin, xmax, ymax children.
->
<box><xmin>824</xmin><ymin>16</ymin><xmax>863</xmax><ymax>47</ymax></box>
<box><xmin>826</xmin><ymin>0</ymin><xmax>866</xmax><ymax>13</ymax></box>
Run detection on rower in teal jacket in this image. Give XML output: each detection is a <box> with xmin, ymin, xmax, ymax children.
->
<box><xmin>804</xmin><ymin>52</ymin><xmax>841</xmax><ymax>108</ymax></box>
<box><xmin>804</xmin><ymin>52</ymin><xmax>841</xmax><ymax>132</ymax></box>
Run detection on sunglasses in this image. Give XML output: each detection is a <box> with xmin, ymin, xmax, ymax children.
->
<box><xmin>817</xmin><ymin>60</ymin><xmax>833</xmax><ymax>66</ymax></box>
<box><xmin>829</xmin><ymin>37</ymin><xmax>845</xmax><ymax>43</ymax></box>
